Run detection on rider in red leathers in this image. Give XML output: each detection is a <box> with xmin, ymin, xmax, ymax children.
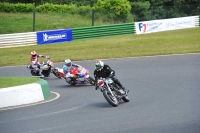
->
<box><xmin>30</xmin><ymin>51</ymin><xmax>49</xmax><ymax>76</ymax></box>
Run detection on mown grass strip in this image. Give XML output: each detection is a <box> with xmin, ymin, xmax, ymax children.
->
<box><xmin>0</xmin><ymin>27</ymin><xmax>200</xmax><ymax>67</ymax></box>
<box><xmin>0</xmin><ymin>77</ymin><xmax>41</xmax><ymax>89</ymax></box>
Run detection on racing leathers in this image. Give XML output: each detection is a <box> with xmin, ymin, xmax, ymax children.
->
<box><xmin>94</xmin><ymin>64</ymin><xmax>127</xmax><ymax>93</ymax></box>
<box><xmin>30</xmin><ymin>54</ymin><xmax>49</xmax><ymax>75</ymax></box>
<box><xmin>63</xmin><ymin>63</ymin><xmax>83</xmax><ymax>84</ymax></box>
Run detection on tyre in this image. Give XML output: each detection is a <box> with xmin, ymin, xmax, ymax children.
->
<box><xmin>31</xmin><ymin>70</ymin><xmax>37</xmax><ymax>76</ymax></box>
<box><xmin>52</xmin><ymin>69</ymin><xmax>61</xmax><ymax>78</ymax></box>
<box><xmin>87</xmin><ymin>76</ymin><xmax>95</xmax><ymax>85</ymax></box>
<box><xmin>103</xmin><ymin>90</ymin><xmax>118</xmax><ymax>107</ymax></box>
<box><xmin>122</xmin><ymin>95</ymin><xmax>129</xmax><ymax>102</ymax></box>
<box><xmin>42</xmin><ymin>70</ymin><xmax>50</xmax><ymax>77</ymax></box>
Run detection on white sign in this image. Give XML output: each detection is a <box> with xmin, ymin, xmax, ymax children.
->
<box><xmin>135</xmin><ymin>16</ymin><xmax>195</xmax><ymax>34</ymax></box>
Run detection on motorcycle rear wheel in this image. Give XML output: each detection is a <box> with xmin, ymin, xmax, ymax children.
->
<box><xmin>31</xmin><ymin>70</ymin><xmax>37</xmax><ymax>76</ymax></box>
<box><xmin>103</xmin><ymin>90</ymin><xmax>118</xmax><ymax>107</ymax></box>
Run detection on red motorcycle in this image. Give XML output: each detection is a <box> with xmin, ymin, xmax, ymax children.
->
<box><xmin>54</xmin><ymin>67</ymin><xmax>95</xmax><ymax>85</ymax></box>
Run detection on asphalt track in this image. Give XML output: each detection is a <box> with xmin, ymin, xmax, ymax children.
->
<box><xmin>0</xmin><ymin>54</ymin><xmax>200</xmax><ymax>133</ymax></box>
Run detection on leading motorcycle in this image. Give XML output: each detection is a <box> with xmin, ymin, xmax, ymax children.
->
<box><xmin>97</xmin><ymin>77</ymin><xmax>129</xmax><ymax>107</ymax></box>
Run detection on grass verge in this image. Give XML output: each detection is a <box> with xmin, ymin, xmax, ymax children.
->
<box><xmin>0</xmin><ymin>27</ymin><xmax>200</xmax><ymax>66</ymax></box>
<box><xmin>0</xmin><ymin>77</ymin><xmax>41</xmax><ymax>89</ymax></box>
<box><xmin>0</xmin><ymin>12</ymin><xmax>111</xmax><ymax>34</ymax></box>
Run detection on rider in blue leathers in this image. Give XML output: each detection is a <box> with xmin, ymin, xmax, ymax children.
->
<box><xmin>63</xmin><ymin>59</ymin><xmax>83</xmax><ymax>85</ymax></box>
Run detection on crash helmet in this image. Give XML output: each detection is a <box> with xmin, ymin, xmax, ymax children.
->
<box><xmin>95</xmin><ymin>60</ymin><xmax>104</xmax><ymax>71</ymax></box>
<box><xmin>65</xmin><ymin>59</ymin><xmax>72</xmax><ymax>68</ymax></box>
<box><xmin>31</xmin><ymin>51</ymin><xmax>37</xmax><ymax>58</ymax></box>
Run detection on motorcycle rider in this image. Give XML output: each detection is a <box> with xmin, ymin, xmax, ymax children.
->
<box><xmin>94</xmin><ymin>60</ymin><xmax>128</xmax><ymax>95</ymax></box>
<box><xmin>63</xmin><ymin>59</ymin><xmax>84</xmax><ymax>84</ymax></box>
<box><xmin>30</xmin><ymin>51</ymin><xmax>50</xmax><ymax>76</ymax></box>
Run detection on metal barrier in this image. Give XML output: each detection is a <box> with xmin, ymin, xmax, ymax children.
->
<box><xmin>72</xmin><ymin>23</ymin><xmax>135</xmax><ymax>40</ymax></box>
<box><xmin>0</xmin><ymin>32</ymin><xmax>37</xmax><ymax>48</ymax></box>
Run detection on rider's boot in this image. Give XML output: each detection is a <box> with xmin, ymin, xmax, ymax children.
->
<box><xmin>121</xmin><ymin>86</ymin><xmax>129</xmax><ymax>96</ymax></box>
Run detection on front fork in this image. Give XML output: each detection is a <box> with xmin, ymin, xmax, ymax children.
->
<box><xmin>105</xmin><ymin>83</ymin><xmax>114</xmax><ymax>97</ymax></box>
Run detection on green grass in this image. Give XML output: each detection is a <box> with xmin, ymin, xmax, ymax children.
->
<box><xmin>0</xmin><ymin>12</ymin><xmax>112</xmax><ymax>34</ymax></box>
<box><xmin>0</xmin><ymin>27</ymin><xmax>200</xmax><ymax>67</ymax></box>
<box><xmin>0</xmin><ymin>77</ymin><xmax>41</xmax><ymax>88</ymax></box>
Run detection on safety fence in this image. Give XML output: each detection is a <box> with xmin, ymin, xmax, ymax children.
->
<box><xmin>0</xmin><ymin>32</ymin><xmax>37</xmax><ymax>48</ymax></box>
<box><xmin>0</xmin><ymin>16</ymin><xmax>199</xmax><ymax>48</ymax></box>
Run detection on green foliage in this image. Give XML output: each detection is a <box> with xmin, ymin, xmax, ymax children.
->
<box><xmin>36</xmin><ymin>3</ymin><xmax>78</xmax><ymax>14</ymax></box>
<box><xmin>130</xmin><ymin>1</ymin><xmax>150</xmax><ymax>21</ymax></box>
<box><xmin>0</xmin><ymin>2</ymin><xmax>34</xmax><ymax>12</ymax></box>
<box><xmin>76</xmin><ymin>5</ymin><xmax>91</xmax><ymax>16</ymax></box>
<box><xmin>94</xmin><ymin>0</ymin><xmax>131</xmax><ymax>21</ymax></box>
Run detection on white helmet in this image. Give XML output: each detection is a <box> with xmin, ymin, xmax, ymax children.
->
<box><xmin>31</xmin><ymin>51</ymin><xmax>37</xmax><ymax>58</ymax></box>
<box><xmin>95</xmin><ymin>60</ymin><xmax>104</xmax><ymax>71</ymax></box>
<box><xmin>65</xmin><ymin>59</ymin><xmax>72</xmax><ymax>67</ymax></box>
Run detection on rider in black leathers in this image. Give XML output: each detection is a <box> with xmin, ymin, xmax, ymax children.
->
<box><xmin>94</xmin><ymin>60</ymin><xmax>128</xmax><ymax>95</ymax></box>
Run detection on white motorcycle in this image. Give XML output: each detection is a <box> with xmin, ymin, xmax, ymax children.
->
<box><xmin>27</xmin><ymin>59</ymin><xmax>60</xmax><ymax>78</ymax></box>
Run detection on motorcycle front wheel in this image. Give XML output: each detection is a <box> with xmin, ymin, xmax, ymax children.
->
<box><xmin>52</xmin><ymin>69</ymin><xmax>61</xmax><ymax>78</ymax></box>
<box><xmin>87</xmin><ymin>76</ymin><xmax>95</xmax><ymax>85</ymax></box>
<box><xmin>103</xmin><ymin>90</ymin><xmax>118</xmax><ymax>107</ymax></box>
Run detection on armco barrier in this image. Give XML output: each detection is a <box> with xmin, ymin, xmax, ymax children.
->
<box><xmin>72</xmin><ymin>23</ymin><xmax>135</xmax><ymax>40</ymax></box>
<box><xmin>0</xmin><ymin>32</ymin><xmax>37</xmax><ymax>48</ymax></box>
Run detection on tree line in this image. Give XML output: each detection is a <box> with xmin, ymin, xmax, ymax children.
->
<box><xmin>0</xmin><ymin>0</ymin><xmax>199</xmax><ymax>21</ymax></box>
<box><xmin>1</xmin><ymin>0</ymin><xmax>199</xmax><ymax>7</ymax></box>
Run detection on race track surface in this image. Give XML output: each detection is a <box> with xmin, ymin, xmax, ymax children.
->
<box><xmin>0</xmin><ymin>54</ymin><xmax>200</xmax><ymax>133</ymax></box>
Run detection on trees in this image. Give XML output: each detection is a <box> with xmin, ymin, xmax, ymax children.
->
<box><xmin>0</xmin><ymin>0</ymin><xmax>199</xmax><ymax>21</ymax></box>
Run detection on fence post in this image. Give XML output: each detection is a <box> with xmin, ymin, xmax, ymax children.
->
<box><xmin>33</xmin><ymin>1</ymin><xmax>36</xmax><ymax>32</ymax></box>
<box><xmin>90</xmin><ymin>0</ymin><xmax>94</xmax><ymax>26</ymax></box>
<box><xmin>92</xmin><ymin>9</ymin><xmax>94</xmax><ymax>26</ymax></box>
<box><xmin>151</xmin><ymin>6</ymin><xmax>153</xmax><ymax>20</ymax></box>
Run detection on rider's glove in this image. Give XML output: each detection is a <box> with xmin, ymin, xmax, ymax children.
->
<box><xmin>46</xmin><ymin>56</ymin><xmax>50</xmax><ymax>59</ymax></box>
<box><xmin>108</xmin><ymin>74</ymin><xmax>113</xmax><ymax>78</ymax></box>
<box><xmin>108</xmin><ymin>71</ymin><xmax>114</xmax><ymax>78</ymax></box>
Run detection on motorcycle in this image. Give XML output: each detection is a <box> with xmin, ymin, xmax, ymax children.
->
<box><xmin>27</xmin><ymin>59</ymin><xmax>60</xmax><ymax>78</ymax></box>
<box><xmin>97</xmin><ymin>77</ymin><xmax>129</xmax><ymax>107</ymax></box>
<box><xmin>54</xmin><ymin>67</ymin><xmax>95</xmax><ymax>86</ymax></box>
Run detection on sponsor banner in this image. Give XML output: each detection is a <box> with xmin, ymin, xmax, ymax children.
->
<box><xmin>37</xmin><ymin>29</ymin><xmax>72</xmax><ymax>44</ymax></box>
<box><xmin>135</xmin><ymin>16</ymin><xmax>195</xmax><ymax>34</ymax></box>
